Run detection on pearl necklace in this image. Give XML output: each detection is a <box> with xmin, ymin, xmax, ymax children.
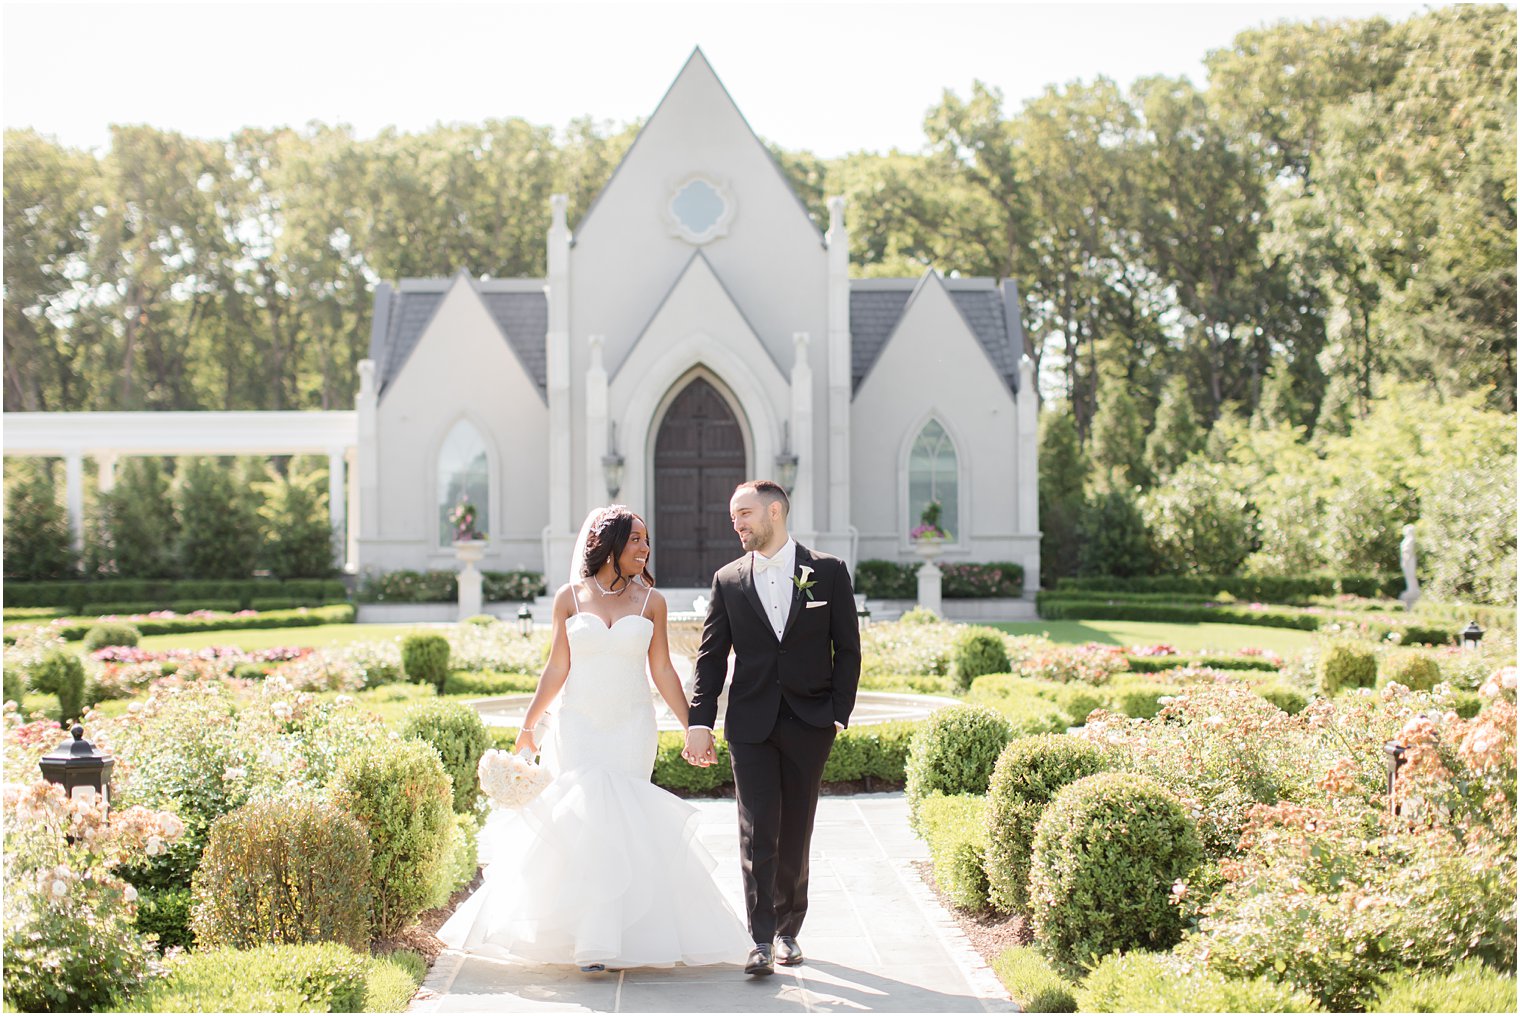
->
<box><xmin>591</xmin><ymin>574</ymin><xmax>632</xmax><ymax>596</ymax></box>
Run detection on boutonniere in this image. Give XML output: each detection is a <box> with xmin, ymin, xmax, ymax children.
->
<box><xmin>791</xmin><ymin>565</ymin><xmax>817</xmax><ymax>600</ymax></box>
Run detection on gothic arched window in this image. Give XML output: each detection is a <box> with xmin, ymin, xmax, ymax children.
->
<box><xmin>908</xmin><ymin>419</ymin><xmax>958</xmax><ymax>540</ymax></box>
<box><xmin>437</xmin><ymin>420</ymin><xmax>490</xmax><ymax>544</ymax></box>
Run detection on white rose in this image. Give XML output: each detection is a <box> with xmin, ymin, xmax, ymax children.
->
<box><xmin>50</xmin><ymin>879</ymin><xmax>68</xmax><ymax>898</ymax></box>
<box><xmin>123</xmin><ymin>885</ymin><xmax>138</xmax><ymax>903</ymax></box>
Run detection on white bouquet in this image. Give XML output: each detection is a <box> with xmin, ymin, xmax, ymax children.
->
<box><xmin>478</xmin><ymin>748</ymin><xmax>553</xmax><ymax>809</ymax></box>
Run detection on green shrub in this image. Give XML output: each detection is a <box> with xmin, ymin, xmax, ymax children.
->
<box><xmin>401</xmin><ymin>633</ymin><xmax>451</xmax><ymax>691</ymax></box>
<box><xmin>990</xmin><ymin>945</ymin><xmax>1077</xmax><ymax>1012</ymax></box>
<box><xmin>430</xmin><ymin>812</ymin><xmax>480</xmax><ymax>907</ymax></box>
<box><xmin>1076</xmin><ymin>951</ymin><xmax>1323</xmax><ymax>1013</ymax></box>
<box><xmin>31</xmin><ymin>648</ymin><xmax>86</xmax><ymax>723</ymax></box>
<box><xmin>136</xmin><ymin>886</ymin><xmax>194</xmax><ymax>951</ymax></box>
<box><xmin>3</xmin><ymin>666</ymin><xmax>25</xmax><ymax>705</ymax></box>
<box><xmin>464</xmin><ymin>613</ymin><xmax>496</xmax><ymax>626</ymax></box>
<box><xmin>904</xmin><ymin>705</ymin><xmax>1012</xmax><ymax>828</ymax></box>
<box><xmin>440</xmin><ymin>670</ymin><xmax>537</xmax><ymax>695</ymax></box>
<box><xmin>651</xmin><ymin>729</ymin><xmax>735</xmax><ymax>794</ymax></box>
<box><xmin>1029</xmin><ymin>772</ymin><xmax>1203</xmax><ymax>974</ymax></box>
<box><xmin>117</xmin><ymin>942</ymin><xmax>371</xmax><ymax>1013</ymax></box>
<box><xmin>3</xmin><ymin>468</ymin><xmax>76</xmax><ymax>580</ymax></box>
<box><xmin>329</xmin><ymin>737</ymin><xmax>454</xmax><ymax>936</ymax></box>
<box><xmin>918</xmin><ymin>793</ymin><xmax>991</xmax><ymax>911</ymax></box>
<box><xmin>365</xmin><ymin>949</ymin><xmax>428</xmax><ymax>1012</ymax></box>
<box><xmin>1126</xmin><ymin>654</ymin><xmax>1280</xmax><ymax>673</ymax></box>
<box><xmin>82</xmin><ymin>622</ymin><xmax>141</xmax><ymax>652</ymax></box>
<box><xmin>954</xmin><ymin>628</ymin><xmax>1011</xmax><ymax>690</ymax></box>
<box><xmin>854</xmin><ymin>559</ymin><xmax>919</xmax><ymax>598</ymax></box>
<box><xmin>821</xmin><ymin>720</ymin><xmax>917</xmax><ymax>784</ymax></box>
<box><xmin>1103</xmin><ymin>680</ymin><xmax>1181</xmax><ymax>719</ymax></box>
<box><xmin>970</xmin><ymin>674</ymin><xmax>1103</xmax><ymax>728</ymax></box>
<box><xmin>167</xmin><ymin>599</ymin><xmax>241</xmax><ymax>614</ymax></box>
<box><xmin>941</xmin><ymin>561</ymin><xmax>1024</xmax><ymax>598</ymax></box>
<box><xmin>1317</xmin><ymin>642</ymin><xmax>1377</xmax><ymax>695</ymax></box>
<box><xmin>986</xmin><ymin>691</ymin><xmax>1071</xmax><ymax>737</ymax></box>
<box><xmin>52</xmin><ymin>603</ymin><xmax>356</xmax><ymax>641</ymax></box>
<box><xmin>1255</xmin><ymin>681</ymin><xmax>1309</xmax><ymax>715</ymax></box>
<box><xmin>191</xmin><ymin>799</ymin><xmax>372</xmax><ymax>950</ymax></box>
<box><xmin>1371</xmin><ymin>959</ymin><xmax>1516</xmax><ymax>1013</ymax></box>
<box><xmin>985</xmin><ymin>734</ymin><xmax>1108</xmax><ymax>915</ymax></box>
<box><xmin>1054</xmin><ymin>572</ymin><xmax>1395</xmax><ymax>601</ymax></box>
<box><xmin>898</xmin><ymin>605</ymin><xmax>939</xmax><ymax>624</ymax></box>
<box><xmin>400</xmin><ymin>700</ymin><xmax>491</xmax><ymax>813</ymax></box>
<box><xmin>1379</xmin><ymin>650</ymin><xmax>1443</xmax><ymax>691</ymax></box>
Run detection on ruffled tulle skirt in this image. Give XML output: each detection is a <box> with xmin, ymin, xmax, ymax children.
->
<box><xmin>437</xmin><ymin>762</ymin><xmax>753</xmax><ymax>968</ymax></box>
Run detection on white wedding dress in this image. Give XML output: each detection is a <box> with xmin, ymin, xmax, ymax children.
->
<box><xmin>437</xmin><ymin>596</ymin><xmax>752</xmax><ymax>968</ymax></box>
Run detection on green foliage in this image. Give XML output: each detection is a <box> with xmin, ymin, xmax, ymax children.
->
<box><xmin>329</xmin><ymin>737</ymin><xmax>454</xmax><ymax>937</ymax></box>
<box><xmin>990</xmin><ymin>945</ymin><xmax>1078</xmax><ymax>1013</ymax></box>
<box><xmin>1145</xmin><ymin>375</ymin><xmax>1205</xmax><ymax>481</ymax></box>
<box><xmin>1054</xmin><ymin>573</ymin><xmax>1396</xmax><ymax>600</ymax></box>
<box><xmin>356</xmin><ymin>568</ymin><xmax>547</xmax><ymax>603</ymax></box>
<box><xmin>1379</xmin><ymin>650</ymin><xmax>1442</xmax><ymax>691</ymax></box>
<box><xmin>191</xmin><ymin>799</ymin><xmax>372</xmax><ymax>950</ymax></box>
<box><xmin>117</xmin><ymin>942</ymin><xmax>371</xmax><ymax>1013</ymax></box>
<box><xmin>939</xmin><ymin>562</ymin><xmax>1025</xmax><ymax>598</ymax></box>
<box><xmin>905</xmin><ymin>704</ymin><xmax>1012</xmax><ymax>827</ymax></box>
<box><xmin>954</xmin><ymin>628</ymin><xmax>1011</xmax><ymax>690</ymax></box>
<box><xmin>399</xmin><ymin>699</ymin><xmax>491</xmax><ymax>812</ymax></box>
<box><xmin>970</xmin><ymin>674</ymin><xmax>1105</xmax><ymax>728</ymax></box>
<box><xmin>1038</xmin><ymin>409</ymin><xmax>1089</xmax><ymax>587</ymax></box>
<box><xmin>86</xmin><ymin>457</ymin><xmax>177</xmax><ymax>579</ymax></box>
<box><xmin>1104</xmin><ymin>679</ymin><xmax>1181</xmax><ymax>720</ymax></box>
<box><xmin>3</xmin><ymin>666</ymin><xmax>26</xmax><ymax>705</ymax></box>
<box><xmin>172</xmin><ymin>457</ymin><xmax>262</xmax><ymax>580</ymax></box>
<box><xmin>254</xmin><ymin>465</ymin><xmax>336</xmax><ymax>579</ymax></box>
<box><xmin>401</xmin><ymin>633</ymin><xmax>451</xmax><ymax>691</ymax></box>
<box><xmin>1421</xmin><ymin>459</ymin><xmax>1517</xmax><ymax>606</ymax></box>
<box><xmin>1317</xmin><ymin>642</ymin><xmax>1378</xmax><ymax>695</ymax></box>
<box><xmin>1255</xmin><ymin>682</ymin><xmax>1309</xmax><ymax>715</ymax></box>
<box><xmin>1029</xmin><ymin>772</ymin><xmax>1203</xmax><ymax>974</ymax></box>
<box><xmin>897</xmin><ymin>606</ymin><xmax>939</xmax><ymax>625</ymax></box>
<box><xmin>430</xmin><ymin>812</ymin><xmax>480</xmax><ymax>907</ymax></box>
<box><xmin>441</xmin><ymin>670</ymin><xmax>537</xmax><ymax>696</ymax></box>
<box><xmin>651</xmin><ymin>729</ymin><xmax>734</xmax><ymax>795</ymax></box>
<box><xmin>1370</xmin><ymin>959</ymin><xmax>1516</xmax><ymax>1014</ymax></box>
<box><xmin>854</xmin><ymin>559</ymin><xmax>918</xmax><ymax>598</ymax></box>
<box><xmin>30</xmin><ymin>648</ymin><xmax>86</xmax><ymax>723</ymax></box>
<box><xmin>918</xmin><ymin>793</ymin><xmax>992</xmax><ymax>911</ymax></box>
<box><xmin>3</xmin><ymin>466</ymin><xmax>77</xmax><ymax>580</ymax></box>
<box><xmin>1322</xmin><ymin>469</ymin><xmax>1415</xmax><ymax>578</ymax></box>
<box><xmin>2</xmin><ymin>576</ymin><xmax>349</xmax><ymax>611</ymax></box>
<box><xmin>1090</xmin><ymin>381</ymin><xmax>1152</xmax><ymax>491</ymax></box>
<box><xmin>82</xmin><ymin>622</ymin><xmax>141</xmax><ymax>652</ymax></box>
<box><xmin>984</xmin><ymin>734</ymin><xmax>1108</xmax><ymax>915</ymax></box>
<box><xmin>820</xmin><ymin>720</ymin><xmax>917</xmax><ymax>784</ymax></box>
<box><xmin>1077</xmin><ymin>486</ymin><xmax>1155</xmax><ymax>578</ymax></box>
<box><xmin>1076</xmin><ymin>950</ymin><xmax>1324</xmax><ymax>1013</ymax></box>
<box><xmin>49</xmin><ymin>602</ymin><xmax>356</xmax><ymax>641</ymax></box>
<box><xmin>1140</xmin><ymin>459</ymin><xmax>1258</xmax><ymax>576</ymax></box>
<box><xmin>364</xmin><ymin>950</ymin><xmax>429</xmax><ymax>1012</ymax></box>
<box><xmin>135</xmin><ymin>886</ymin><xmax>194</xmax><ymax>951</ymax></box>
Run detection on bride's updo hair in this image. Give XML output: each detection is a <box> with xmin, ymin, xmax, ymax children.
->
<box><xmin>580</xmin><ymin>505</ymin><xmax>655</xmax><ymax>590</ymax></box>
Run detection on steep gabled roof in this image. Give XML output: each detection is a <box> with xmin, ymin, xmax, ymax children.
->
<box><xmin>572</xmin><ymin>47</ymin><xmax>824</xmax><ymax>247</ymax></box>
<box><xmin>849</xmin><ymin>275</ymin><xmax>1025</xmax><ymax>395</ymax></box>
<box><xmin>369</xmin><ymin>275</ymin><xmax>548</xmax><ymax>401</ymax></box>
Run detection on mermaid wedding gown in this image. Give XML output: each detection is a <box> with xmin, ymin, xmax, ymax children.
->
<box><xmin>437</xmin><ymin>598</ymin><xmax>752</xmax><ymax>968</ymax></box>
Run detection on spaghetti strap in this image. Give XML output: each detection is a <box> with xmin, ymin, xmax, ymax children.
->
<box><xmin>569</xmin><ymin>582</ymin><xmax>582</xmax><ymax>615</ymax></box>
<box><xmin>640</xmin><ymin>584</ymin><xmax>655</xmax><ymax>618</ymax></box>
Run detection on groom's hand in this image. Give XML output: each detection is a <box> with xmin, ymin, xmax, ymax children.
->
<box><xmin>682</xmin><ymin>727</ymin><xmax>716</xmax><ymax>767</ymax></box>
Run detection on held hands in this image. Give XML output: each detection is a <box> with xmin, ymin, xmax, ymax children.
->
<box><xmin>681</xmin><ymin>727</ymin><xmax>717</xmax><ymax>768</ymax></box>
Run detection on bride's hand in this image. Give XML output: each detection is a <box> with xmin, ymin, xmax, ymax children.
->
<box><xmin>514</xmin><ymin>728</ymin><xmax>538</xmax><ymax>755</ymax></box>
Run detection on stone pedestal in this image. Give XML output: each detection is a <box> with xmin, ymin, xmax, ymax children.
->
<box><xmin>913</xmin><ymin>540</ymin><xmax>943</xmax><ymax>617</ymax></box>
<box><xmin>454</xmin><ymin>540</ymin><xmax>487</xmax><ymax>620</ymax></box>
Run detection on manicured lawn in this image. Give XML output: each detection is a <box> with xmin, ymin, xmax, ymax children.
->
<box><xmin>988</xmin><ymin>619</ymin><xmax>1320</xmax><ymax>655</ymax></box>
<box><xmin>135</xmin><ymin>623</ymin><xmax>434</xmax><ymax>652</ymax></box>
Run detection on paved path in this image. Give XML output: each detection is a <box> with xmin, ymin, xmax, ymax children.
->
<box><xmin>410</xmin><ymin>793</ymin><xmax>1017</xmax><ymax>1013</ymax></box>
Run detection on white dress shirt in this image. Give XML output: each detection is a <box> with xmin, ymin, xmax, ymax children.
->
<box><xmin>751</xmin><ymin>538</ymin><xmax>797</xmax><ymax>640</ymax></box>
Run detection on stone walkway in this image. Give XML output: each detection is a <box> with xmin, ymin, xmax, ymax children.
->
<box><xmin>410</xmin><ymin>793</ymin><xmax>1016</xmax><ymax>1013</ymax></box>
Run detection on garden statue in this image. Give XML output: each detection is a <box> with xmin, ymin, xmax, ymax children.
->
<box><xmin>1399</xmin><ymin>524</ymin><xmax>1420</xmax><ymax>609</ymax></box>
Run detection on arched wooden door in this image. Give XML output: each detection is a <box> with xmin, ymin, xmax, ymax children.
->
<box><xmin>653</xmin><ymin>377</ymin><xmax>747</xmax><ymax>586</ymax></box>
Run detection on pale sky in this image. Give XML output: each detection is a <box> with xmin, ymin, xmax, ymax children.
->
<box><xmin>4</xmin><ymin>0</ymin><xmax>1438</xmax><ymax>157</ymax></box>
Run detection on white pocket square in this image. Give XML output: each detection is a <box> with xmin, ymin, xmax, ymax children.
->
<box><xmin>805</xmin><ymin>600</ymin><xmax>829</xmax><ymax>609</ymax></box>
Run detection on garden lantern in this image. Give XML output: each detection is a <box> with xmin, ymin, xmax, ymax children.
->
<box><xmin>517</xmin><ymin>603</ymin><xmax>534</xmax><ymax>639</ymax></box>
<box><xmin>1461</xmin><ymin>620</ymin><xmax>1485</xmax><ymax>651</ymax></box>
<box><xmin>39</xmin><ymin>725</ymin><xmax>114</xmax><ymax>810</ymax></box>
<box><xmin>774</xmin><ymin>423</ymin><xmax>799</xmax><ymax>495</ymax></box>
<box><xmin>601</xmin><ymin>451</ymin><xmax>625</xmax><ymax>501</ymax></box>
<box><xmin>1382</xmin><ymin>741</ymin><xmax>1406</xmax><ymax>815</ymax></box>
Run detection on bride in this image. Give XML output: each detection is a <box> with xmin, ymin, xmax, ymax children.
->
<box><xmin>436</xmin><ymin>505</ymin><xmax>752</xmax><ymax>971</ymax></box>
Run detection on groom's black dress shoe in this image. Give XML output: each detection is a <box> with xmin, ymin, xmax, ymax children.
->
<box><xmin>744</xmin><ymin>944</ymin><xmax>774</xmax><ymax>976</ymax></box>
<box><xmin>774</xmin><ymin>936</ymin><xmax>804</xmax><ymax>966</ymax></box>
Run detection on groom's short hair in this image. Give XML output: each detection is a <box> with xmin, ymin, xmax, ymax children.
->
<box><xmin>736</xmin><ymin>480</ymin><xmax>790</xmax><ymax>518</ymax></box>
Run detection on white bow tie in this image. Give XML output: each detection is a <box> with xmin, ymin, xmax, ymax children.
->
<box><xmin>753</xmin><ymin>553</ymin><xmax>787</xmax><ymax>573</ymax></box>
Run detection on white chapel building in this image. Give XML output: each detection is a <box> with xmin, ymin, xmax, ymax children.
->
<box><xmin>355</xmin><ymin>49</ymin><xmax>1040</xmax><ymax>590</ymax></box>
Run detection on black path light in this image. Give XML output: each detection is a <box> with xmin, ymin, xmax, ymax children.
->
<box><xmin>1461</xmin><ymin>620</ymin><xmax>1485</xmax><ymax>652</ymax></box>
<box><xmin>517</xmin><ymin>603</ymin><xmax>534</xmax><ymax>639</ymax></box>
<box><xmin>39</xmin><ymin>724</ymin><xmax>115</xmax><ymax>810</ymax></box>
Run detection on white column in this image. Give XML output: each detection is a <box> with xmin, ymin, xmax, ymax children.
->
<box><xmin>789</xmin><ymin>332</ymin><xmax>815</xmax><ymax>540</ymax></box>
<box><xmin>1017</xmin><ymin>355</ymin><xmax>1041</xmax><ymax>590</ymax></box>
<box><xmin>344</xmin><ymin>447</ymin><xmax>359</xmax><ymax>572</ymax></box>
<box><xmin>356</xmin><ymin>359</ymin><xmax>379</xmax><ymax>545</ymax></box>
<box><xmin>917</xmin><ymin>559</ymin><xmax>943</xmax><ymax>616</ymax></box>
<box><xmin>64</xmin><ymin>452</ymin><xmax>84</xmax><ymax>560</ymax></box>
<box><xmin>585</xmin><ymin>335</ymin><xmax>609</xmax><ymax>506</ymax></box>
<box><xmin>825</xmin><ymin>196</ymin><xmax>852</xmax><ymax>537</ymax></box>
<box><xmin>545</xmin><ymin>194</ymin><xmax>575</xmax><ymax>574</ymax></box>
<box><xmin>328</xmin><ymin>447</ymin><xmax>346</xmax><ymax>570</ymax></box>
<box><xmin>96</xmin><ymin>452</ymin><xmax>118</xmax><ymax>493</ymax></box>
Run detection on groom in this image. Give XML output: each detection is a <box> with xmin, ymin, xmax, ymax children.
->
<box><xmin>684</xmin><ymin>480</ymin><xmax>861</xmax><ymax>976</ymax></box>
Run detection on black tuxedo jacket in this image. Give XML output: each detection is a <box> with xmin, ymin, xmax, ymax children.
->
<box><xmin>690</xmin><ymin>543</ymin><xmax>862</xmax><ymax>743</ymax></box>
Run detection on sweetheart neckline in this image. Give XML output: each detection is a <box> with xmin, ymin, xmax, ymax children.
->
<box><xmin>570</xmin><ymin>613</ymin><xmax>653</xmax><ymax>631</ymax></box>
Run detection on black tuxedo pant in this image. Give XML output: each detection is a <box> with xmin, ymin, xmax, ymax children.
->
<box><xmin>728</xmin><ymin>704</ymin><xmax>836</xmax><ymax>944</ymax></box>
